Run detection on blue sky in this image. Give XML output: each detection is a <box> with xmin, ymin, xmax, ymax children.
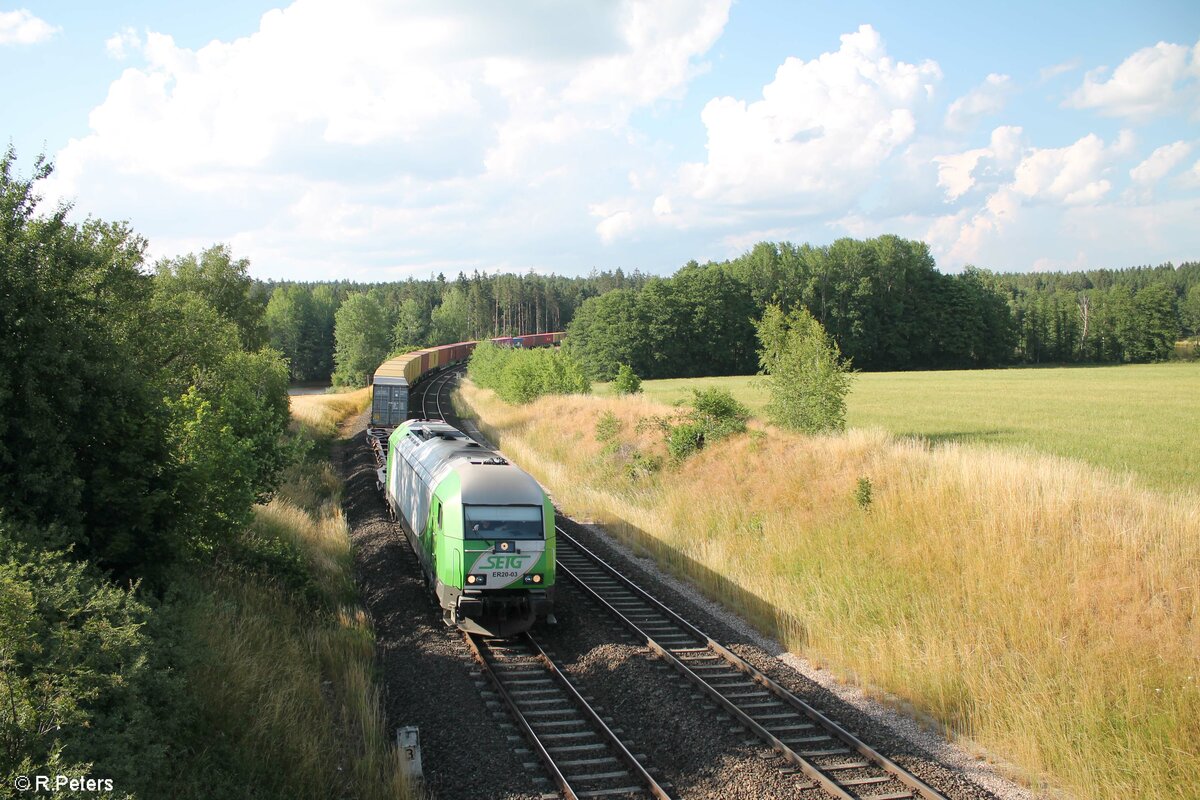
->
<box><xmin>2</xmin><ymin>1</ymin><xmax>1198</xmax><ymax>280</ymax></box>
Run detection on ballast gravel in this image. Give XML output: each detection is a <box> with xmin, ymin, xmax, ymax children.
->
<box><xmin>337</xmin><ymin>400</ymin><xmax>1046</xmax><ymax>800</ymax></box>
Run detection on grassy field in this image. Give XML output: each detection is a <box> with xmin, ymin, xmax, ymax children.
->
<box><xmin>595</xmin><ymin>362</ymin><xmax>1200</xmax><ymax>493</ymax></box>
<box><xmin>457</xmin><ymin>380</ymin><xmax>1200</xmax><ymax>800</ymax></box>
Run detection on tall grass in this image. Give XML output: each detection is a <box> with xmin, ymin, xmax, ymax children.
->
<box><xmin>457</xmin><ymin>381</ymin><xmax>1200</xmax><ymax>799</ymax></box>
<box><xmin>189</xmin><ymin>387</ymin><xmax>414</xmax><ymax>800</ymax></box>
<box><xmin>290</xmin><ymin>387</ymin><xmax>372</xmax><ymax>438</ymax></box>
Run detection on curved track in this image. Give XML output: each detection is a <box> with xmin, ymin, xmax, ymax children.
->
<box><xmin>403</xmin><ymin>367</ymin><xmax>950</xmax><ymax>800</ymax></box>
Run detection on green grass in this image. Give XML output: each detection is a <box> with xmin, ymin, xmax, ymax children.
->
<box><xmin>596</xmin><ymin>363</ymin><xmax>1200</xmax><ymax>493</ymax></box>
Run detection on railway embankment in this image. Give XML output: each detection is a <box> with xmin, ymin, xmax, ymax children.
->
<box><xmin>453</xmin><ymin>380</ymin><xmax>1200</xmax><ymax>800</ymax></box>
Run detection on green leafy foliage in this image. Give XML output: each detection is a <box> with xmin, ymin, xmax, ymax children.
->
<box><xmin>0</xmin><ymin>150</ymin><xmax>308</xmax><ymax>798</ymax></box>
<box><xmin>155</xmin><ymin>245</ymin><xmax>267</xmax><ymax>350</ymax></box>
<box><xmin>662</xmin><ymin>388</ymin><xmax>750</xmax><ymax>461</ymax></box>
<box><xmin>469</xmin><ymin>342</ymin><xmax>590</xmax><ymax>404</ymax></box>
<box><xmin>265</xmin><ymin>284</ymin><xmax>335</xmax><ymax>382</ymax></box>
<box><xmin>612</xmin><ymin>364</ymin><xmax>642</xmax><ymax>395</ymax></box>
<box><xmin>332</xmin><ymin>292</ymin><xmax>391</xmax><ymax>387</ymax></box>
<box><xmin>755</xmin><ymin>304</ymin><xmax>854</xmax><ymax>434</ymax></box>
<box><xmin>854</xmin><ymin>477</ymin><xmax>873</xmax><ymax>511</ymax></box>
<box><xmin>0</xmin><ymin>526</ymin><xmax>187</xmax><ymax>797</ymax></box>
<box><xmin>595</xmin><ymin>410</ymin><xmax>621</xmax><ymax>443</ymax></box>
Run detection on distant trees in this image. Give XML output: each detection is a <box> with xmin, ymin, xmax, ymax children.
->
<box><xmin>265</xmin><ymin>284</ymin><xmax>335</xmax><ymax>381</ymax></box>
<box><xmin>565</xmin><ymin>236</ymin><xmax>1026</xmax><ymax>380</ymax></box>
<box><xmin>261</xmin><ymin>269</ymin><xmax>650</xmax><ymax>385</ymax></box>
<box><xmin>429</xmin><ymin>285</ymin><xmax>470</xmax><ymax>345</ymax></box>
<box><xmin>994</xmin><ymin>264</ymin><xmax>1193</xmax><ymax>363</ymax></box>
<box><xmin>262</xmin><ymin>243</ymin><xmax>1196</xmax><ymax>391</ymax></box>
<box><xmin>755</xmin><ymin>305</ymin><xmax>853</xmax><ymax>434</ymax></box>
<box><xmin>565</xmin><ymin>268</ymin><xmax>757</xmax><ymax>381</ymax></box>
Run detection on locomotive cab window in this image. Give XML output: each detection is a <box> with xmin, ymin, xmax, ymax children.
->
<box><xmin>464</xmin><ymin>505</ymin><xmax>543</xmax><ymax>540</ymax></box>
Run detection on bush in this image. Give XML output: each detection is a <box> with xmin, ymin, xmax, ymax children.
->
<box><xmin>612</xmin><ymin>364</ymin><xmax>642</xmax><ymax>395</ymax></box>
<box><xmin>662</xmin><ymin>388</ymin><xmax>750</xmax><ymax>462</ymax></box>
<box><xmin>469</xmin><ymin>344</ymin><xmax>590</xmax><ymax>404</ymax></box>
<box><xmin>754</xmin><ymin>304</ymin><xmax>853</xmax><ymax>434</ymax></box>
<box><xmin>666</xmin><ymin>420</ymin><xmax>707</xmax><ymax>461</ymax></box>
<box><xmin>0</xmin><ymin>526</ymin><xmax>183</xmax><ymax>795</ymax></box>
<box><xmin>595</xmin><ymin>411</ymin><xmax>621</xmax><ymax>443</ymax></box>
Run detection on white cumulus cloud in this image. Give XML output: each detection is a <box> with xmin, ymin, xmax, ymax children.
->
<box><xmin>104</xmin><ymin>27</ymin><xmax>141</xmax><ymax>60</ymax></box>
<box><xmin>44</xmin><ymin>0</ymin><xmax>732</xmax><ymax>278</ymax></box>
<box><xmin>0</xmin><ymin>8</ymin><xmax>59</xmax><ymax>45</ymax></box>
<box><xmin>1012</xmin><ymin>130</ymin><xmax>1134</xmax><ymax>204</ymax></box>
<box><xmin>658</xmin><ymin>24</ymin><xmax>941</xmax><ymax>221</ymax></box>
<box><xmin>1066</xmin><ymin>38</ymin><xmax>1200</xmax><ymax>119</ymax></box>
<box><xmin>933</xmin><ymin>125</ymin><xmax>1023</xmax><ymax>200</ymax></box>
<box><xmin>1129</xmin><ymin>140</ymin><xmax>1193</xmax><ymax>184</ymax></box>
<box><xmin>944</xmin><ymin>73</ymin><xmax>1012</xmax><ymax>131</ymax></box>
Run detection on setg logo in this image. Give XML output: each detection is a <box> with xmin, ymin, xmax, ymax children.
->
<box><xmin>471</xmin><ymin>551</ymin><xmax>537</xmax><ymax>585</ymax></box>
<box><xmin>482</xmin><ymin>554</ymin><xmax>530</xmax><ymax>570</ymax></box>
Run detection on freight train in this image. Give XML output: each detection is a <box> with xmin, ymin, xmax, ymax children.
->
<box><xmin>369</xmin><ymin>332</ymin><xmax>564</xmax><ymax>428</ymax></box>
<box><xmin>366</xmin><ymin>333</ymin><xmax>564</xmax><ymax>636</ymax></box>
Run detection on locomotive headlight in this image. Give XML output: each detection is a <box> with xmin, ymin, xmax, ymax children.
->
<box><xmin>523</xmin><ymin>573</ymin><xmax>543</xmax><ymax>585</ymax></box>
<box><xmin>467</xmin><ymin>574</ymin><xmax>487</xmax><ymax>586</ymax></box>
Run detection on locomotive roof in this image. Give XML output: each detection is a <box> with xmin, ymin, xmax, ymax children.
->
<box><xmin>393</xmin><ymin>420</ymin><xmax>545</xmax><ymax>506</ymax></box>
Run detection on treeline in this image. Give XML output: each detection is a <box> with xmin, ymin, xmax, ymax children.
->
<box><xmin>260</xmin><ymin>269</ymin><xmax>651</xmax><ymax>384</ymax></box>
<box><xmin>988</xmin><ymin>265</ymin><xmax>1200</xmax><ymax>363</ymax></box>
<box><xmin>564</xmin><ymin>237</ymin><xmax>1200</xmax><ymax>380</ymax></box>
<box><xmin>0</xmin><ymin>152</ymin><xmax>331</xmax><ymax>796</ymax></box>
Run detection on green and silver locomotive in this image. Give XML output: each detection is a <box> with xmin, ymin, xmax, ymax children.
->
<box><xmin>386</xmin><ymin>419</ymin><xmax>555</xmax><ymax>637</ymax></box>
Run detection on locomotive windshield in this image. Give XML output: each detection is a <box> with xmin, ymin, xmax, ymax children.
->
<box><xmin>464</xmin><ymin>505</ymin><xmax>543</xmax><ymax>540</ymax></box>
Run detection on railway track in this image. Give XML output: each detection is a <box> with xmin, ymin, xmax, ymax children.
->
<box><xmin>554</xmin><ymin>530</ymin><xmax>946</xmax><ymax>800</ymax></box>
<box><xmin>465</xmin><ymin>631</ymin><xmax>672</xmax><ymax>800</ymax></box>
<box><xmin>403</xmin><ymin>367</ymin><xmax>952</xmax><ymax>800</ymax></box>
<box><xmin>401</xmin><ymin>369</ymin><xmax>673</xmax><ymax>798</ymax></box>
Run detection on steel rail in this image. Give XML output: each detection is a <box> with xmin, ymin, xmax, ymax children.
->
<box><xmin>464</xmin><ymin>631</ymin><xmax>672</xmax><ymax>800</ymax></box>
<box><xmin>524</xmin><ymin>632</ymin><xmax>674</xmax><ymax>800</ymax></box>
<box><xmin>556</xmin><ymin>526</ymin><xmax>949</xmax><ymax>800</ymax></box>
<box><xmin>464</xmin><ymin>632</ymin><xmax>579</xmax><ymax>800</ymax></box>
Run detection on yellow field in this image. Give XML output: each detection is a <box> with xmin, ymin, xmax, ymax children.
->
<box><xmin>595</xmin><ymin>362</ymin><xmax>1200</xmax><ymax>493</ymax></box>
<box><xmin>457</xmin><ymin>380</ymin><xmax>1200</xmax><ymax>800</ymax></box>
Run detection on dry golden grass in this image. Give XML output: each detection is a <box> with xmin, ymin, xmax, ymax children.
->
<box><xmin>457</xmin><ymin>380</ymin><xmax>1200</xmax><ymax>800</ymax></box>
<box><xmin>289</xmin><ymin>387</ymin><xmax>372</xmax><ymax>438</ymax></box>
<box><xmin>192</xmin><ymin>384</ymin><xmax>416</xmax><ymax>800</ymax></box>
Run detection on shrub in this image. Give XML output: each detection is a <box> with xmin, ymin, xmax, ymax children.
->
<box><xmin>666</xmin><ymin>420</ymin><xmax>707</xmax><ymax>461</ymax></box>
<box><xmin>469</xmin><ymin>344</ymin><xmax>590</xmax><ymax>404</ymax></box>
<box><xmin>754</xmin><ymin>304</ymin><xmax>854</xmax><ymax>434</ymax></box>
<box><xmin>595</xmin><ymin>411</ymin><xmax>621</xmax><ymax>443</ymax></box>
<box><xmin>612</xmin><ymin>364</ymin><xmax>642</xmax><ymax>395</ymax></box>
<box><xmin>854</xmin><ymin>476</ymin><xmax>873</xmax><ymax>510</ymax></box>
<box><xmin>660</xmin><ymin>388</ymin><xmax>751</xmax><ymax>462</ymax></box>
<box><xmin>0</xmin><ymin>526</ymin><xmax>181</xmax><ymax>795</ymax></box>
